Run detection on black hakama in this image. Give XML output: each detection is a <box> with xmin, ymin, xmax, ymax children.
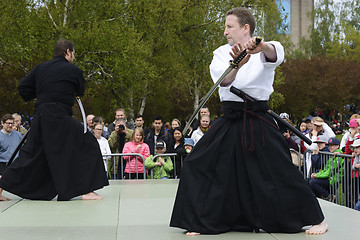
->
<box><xmin>0</xmin><ymin>56</ymin><xmax>108</xmax><ymax>200</ymax></box>
<box><xmin>170</xmin><ymin>101</ymin><xmax>324</xmax><ymax>234</ymax></box>
<box><xmin>0</xmin><ymin>102</ymin><xmax>108</xmax><ymax>200</ymax></box>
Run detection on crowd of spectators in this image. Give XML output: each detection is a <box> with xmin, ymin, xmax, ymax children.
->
<box><xmin>279</xmin><ymin>112</ymin><xmax>360</xmax><ymax>211</ymax></box>
<box><xmin>2</xmin><ymin>107</ymin><xmax>360</xmax><ymax>210</ymax></box>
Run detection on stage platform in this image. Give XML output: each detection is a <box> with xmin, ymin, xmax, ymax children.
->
<box><xmin>0</xmin><ymin>180</ymin><xmax>359</xmax><ymax>240</ymax></box>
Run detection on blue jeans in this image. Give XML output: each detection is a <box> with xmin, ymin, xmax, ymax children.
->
<box><xmin>355</xmin><ymin>194</ymin><xmax>360</xmax><ymax>211</ymax></box>
<box><xmin>309</xmin><ymin>178</ymin><xmax>330</xmax><ymax>198</ymax></box>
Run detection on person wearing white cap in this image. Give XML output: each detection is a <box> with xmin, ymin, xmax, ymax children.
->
<box><xmin>311</xmin><ymin>135</ymin><xmax>330</xmax><ymax>172</ymax></box>
<box><xmin>304</xmin><ymin>117</ymin><xmax>335</xmax><ymax>151</ymax></box>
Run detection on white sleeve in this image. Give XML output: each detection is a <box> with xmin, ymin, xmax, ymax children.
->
<box><xmin>340</xmin><ymin>131</ymin><xmax>350</xmax><ymax>149</ymax></box>
<box><xmin>261</xmin><ymin>41</ymin><xmax>284</xmax><ymax>68</ymax></box>
<box><xmin>209</xmin><ymin>46</ymin><xmax>231</xmax><ymax>84</ymax></box>
<box><xmin>303</xmin><ymin>133</ymin><xmax>317</xmax><ymax>151</ymax></box>
<box><xmin>323</xmin><ymin>123</ymin><xmax>335</xmax><ymax>139</ymax></box>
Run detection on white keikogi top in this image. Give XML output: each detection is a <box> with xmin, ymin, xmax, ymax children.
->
<box><xmin>209</xmin><ymin>41</ymin><xmax>284</xmax><ymax>102</ymax></box>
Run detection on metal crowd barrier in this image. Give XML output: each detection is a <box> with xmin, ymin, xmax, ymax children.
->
<box><xmin>148</xmin><ymin>153</ymin><xmax>177</xmax><ymax>179</ymax></box>
<box><xmin>300</xmin><ymin>150</ymin><xmax>360</xmax><ymax>209</ymax></box>
<box><xmin>102</xmin><ymin>153</ymin><xmax>185</xmax><ymax>180</ymax></box>
<box><xmin>103</xmin><ymin>150</ymin><xmax>360</xmax><ymax>210</ymax></box>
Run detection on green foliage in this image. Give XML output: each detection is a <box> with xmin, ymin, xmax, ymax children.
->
<box><xmin>0</xmin><ymin>0</ymin><xmax>316</xmax><ymax>125</ymax></box>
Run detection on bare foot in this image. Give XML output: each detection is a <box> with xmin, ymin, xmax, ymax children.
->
<box><xmin>186</xmin><ymin>232</ymin><xmax>200</xmax><ymax>236</ymax></box>
<box><xmin>305</xmin><ymin>220</ymin><xmax>328</xmax><ymax>235</ymax></box>
<box><xmin>0</xmin><ymin>188</ymin><xmax>10</xmax><ymax>201</ymax></box>
<box><xmin>81</xmin><ymin>192</ymin><xmax>104</xmax><ymax>200</ymax></box>
<box><xmin>0</xmin><ymin>195</ymin><xmax>10</xmax><ymax>201</ymax></box>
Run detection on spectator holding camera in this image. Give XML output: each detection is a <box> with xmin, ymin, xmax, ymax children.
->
<box><xmin>108</xmin><ymin>119</ymin><xmax>133</xmax><ymax>179</ymax></box>
<box><xmin>108</xmin><ymin>108</ymin><xmax>134</xmax><ymax>134</ymax></box>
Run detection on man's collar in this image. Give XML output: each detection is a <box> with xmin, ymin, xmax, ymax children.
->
<box><xmin>1</xmin><ymin>129</ymin><xmax>11</xmax><ymax>135</ymax></box>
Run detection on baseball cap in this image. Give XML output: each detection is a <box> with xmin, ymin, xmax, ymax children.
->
<box><xmin>155</xmin><ymin>140</ymin><xmax>166</xmax><ymax>149</ymax></box>
<box><xmin>328</xmin><ymin>137</ymin><xmax>340</xmax><ymax>146</ymax></box>
<box><xmin>349</xmin><ymin>119</ymin><xmax>358</xmax><ymax>128</ymax></box>
<box><xmin>313</xmin><ymin>135</ymin><xmax>328</xmax><ymax>143</ymax></box>
<box><xmin>350</xmin><ymin>139</ymin><xmax>360</xmax><ymax>151</ymax></box>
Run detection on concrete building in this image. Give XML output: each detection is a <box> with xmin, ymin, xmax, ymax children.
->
<box><xmin>290</xmin><ymin>0</ymin><xmax>314</xmax><ymax>47</ymax></box>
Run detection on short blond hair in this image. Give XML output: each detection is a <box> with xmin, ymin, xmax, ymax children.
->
<box><xmin>311</xmin><ymin>117</ymin><xmax>324</xmax><ymax>123</ymax></box>
<box><xmin>350</xmin><ymin>114</ymin><xmax>360</xmax><ymax>120</ymax></box>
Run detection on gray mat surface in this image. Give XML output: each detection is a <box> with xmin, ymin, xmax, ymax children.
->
<box><xmin>0</xmin><ymin>179</ymin><xmax>359</xmax><ymax>240</ymax></box>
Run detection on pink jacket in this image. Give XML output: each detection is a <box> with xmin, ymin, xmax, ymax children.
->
<box><xmin>122</xmin><ymin>141</ymin><xmax>150</xmax><ymax>173</ymax></box>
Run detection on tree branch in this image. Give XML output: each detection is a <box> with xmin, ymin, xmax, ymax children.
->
<box><xmin>0</xmin><ymin>57</ymin><xmax>29</xmax><ymax>73</ymax></box>
<box><xmin>43</xmin><ymin>0</ymin><xmax>57</xmax><ymax>28</ymax></box>
<box><xmin>62</xmin><ymin>0</ymin><xmax>70</xmax><ymax>28</ymax></box>
<box><xmin>87</xmin><ymin>61</ymin><xmax>114</xmax><ymax>79</ymax></box>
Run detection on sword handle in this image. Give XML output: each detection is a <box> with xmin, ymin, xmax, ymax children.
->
<box><xmin>230</xmin><ymin>36</ymin><xmax>262</xmax><ymax>68</ymax></box>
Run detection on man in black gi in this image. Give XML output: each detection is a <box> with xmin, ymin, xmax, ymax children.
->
<box><xmin>0</xmin><ymin>38</ymin><xmax>108</xmax><ymax>201</ymax></box>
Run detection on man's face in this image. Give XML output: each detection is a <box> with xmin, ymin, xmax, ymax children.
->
<box><xmin>153</xmin><ymin>120</ymin><xmax>163</xmax><ymax>131</ymax></box>
<box><xmin>312</xmin><ymin>122</ymin><xmax>323</xmax><ymax>133</ymax></box>
<box><xmin>200</xmin><ymin>108</ymin><xmax>210</xmax><ymax>116</ymax></box>
<box><xmin>115</xmin><ymin>110</ymin><xmax>125</xmax><ymax>120</ymax></box>
<box><xmin>200</xmin><ymin>117</ymin><xmax>210</xmax><ymax>128</ymax></box>
<box><xmin>224</xmin><ymin>15</ymin><xmax>248</xmax><ymax>46</ymax></box>
<box><xmin>87</xmin><ymin>115</ymin><xmax>94</xmax><ymax>127</ymax></box>
<box><xmin>65</xmin><ymin>49</ymin><xmax>75</xmax><ymax>63</ymax></box>
<box><xmin>135</xmin><ymin>117</ymin><xmax>144</xmax><ymax>127</ymax></box>
<box><xmin>1</xmin><ymin>119</ymin><xmax>14</xmax><ymax>133</ymax></box>
<box><xmin>13</xmin><ymin>116</ymin><xmax>21</xmax><ymax>127</ymax></box>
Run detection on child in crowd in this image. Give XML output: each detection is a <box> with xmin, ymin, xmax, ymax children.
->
<box><xmin>344</xmin><ymin>119</ymin><xmax>360</xmax><ymax>154</ymax></box>
<box><xmin>311</xmin><ymin>135</ymin><xmax>329</xmax><ymax>172</ymax></box>
<box><xmin>122</xmin><ymin>127</ymin><xmax>150</xmax><ymax>179</ymax></box>
<box><xmin>350</xmin><ymin>139</ymin><xmax>360</xmax><ymax>211</ymax></box>
<box><xmin>299</xmin><ymin>121</ymin><xmax>308</xmax><ymax>135</ymax></box>
<box><xmin>145</xmin><ymin>140</ymin><xmax>173</xmax><ymax>179</ymax></box>
<box><xmin>309</xmin><ymin>138</ymin><xmax>343</xmax><ymax>200</ymax></box>
<box><xmin>184</xmin><ymin>138</ymin><xmax>194</xmax><ymax>154</ymax></box>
